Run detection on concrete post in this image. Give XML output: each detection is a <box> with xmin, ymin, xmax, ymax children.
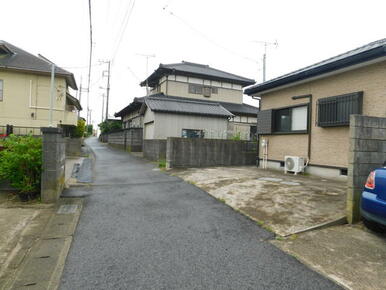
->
<box><xmin>347</xmin><ymin>115</ymin><xmax>386</xmax><ymax>223</ymax></box>
<box><xmin>41</xmin><ymin>127</ymin><xmax>66</xmax><ymax>203</ymax></box>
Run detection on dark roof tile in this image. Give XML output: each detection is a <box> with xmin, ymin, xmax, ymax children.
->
<box><xmin>0</xmin><ymin>40</ymin><xmax>77</xmax><ymax>89</ymax></box>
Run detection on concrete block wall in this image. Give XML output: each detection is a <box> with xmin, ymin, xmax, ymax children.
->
<box><xmin>65</xmin><ymin>137</ymin><xmax>82</xmax><ymax>156</ymax></box>
<box><xmin>41</xmin><ymin>127</ymin><xmax>65</xmax><ymax>203</ymax></box>
<box><xmin>105</xmin><ymin>128</ymin><xmax>143</xmax><ymax>152</ymax></box>
<box><xmin>143</xmin><ymin>139</ymin><xmax>167</xmax><ymax>161</ymax></box>
<box><xmin>166</xmin><ymin>138</ymin><xmax>257</xmax><ymax>168</ymax></box>
<box><xmin>347</xmin><ymin>115</ymin><xmax>386</xmax><ymax>223</ymax></box>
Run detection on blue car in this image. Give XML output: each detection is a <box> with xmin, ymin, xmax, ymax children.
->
<box><xmin>361</xmin><ymin>168</ymin><xmax>386</xmax><ymax>232</ymax></box>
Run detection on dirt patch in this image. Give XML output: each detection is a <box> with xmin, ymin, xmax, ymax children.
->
<box><xmin>170</xmin><ymin>166</ymin><xmax>347</xmax><ymax>236</ymax></box>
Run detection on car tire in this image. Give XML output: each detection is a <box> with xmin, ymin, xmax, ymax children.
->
<box><xmin>363</xmin><ymin>218</ymin><xmax>386</xmax><ymax>233</ymax></box>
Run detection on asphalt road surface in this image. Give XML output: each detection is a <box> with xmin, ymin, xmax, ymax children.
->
<box><xmin>60</xmin><ymin>137</ymin><xmax>341</xmax><ymax>290</ymax></box>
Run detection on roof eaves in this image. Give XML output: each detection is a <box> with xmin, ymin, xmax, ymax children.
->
<box><xmin>245</xmin><ymin>44</ymin><xmax>386</xmax><ymax>95</ymax></box>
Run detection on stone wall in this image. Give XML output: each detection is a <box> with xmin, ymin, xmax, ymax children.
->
<box><xmin>104</xmin><ymin>128</ymin><xmax>143</xmax><ymax>152</ymax></box>
<box><xmin>347</xmin><ymin>115</ymin><xmax>386</xmax><ymax>223</ymax></box>
<box><xmin>166</xmin><ymin>137</ymin><xmax>257</xmax><ymax>168</ymax></box>
<box><xmin>143</xmin><ymin>139</ymin><xmax>167</xmax><ymax>161</ymax></box>
<box><xmin>41</xmin><ymin>127</ymin><xmax>65</xmax><ymax>203</ymax></box>
<box><xmin>65</xmin><ymin>137</ymin><xmax>82</xmax><ymax>156</ymax></box>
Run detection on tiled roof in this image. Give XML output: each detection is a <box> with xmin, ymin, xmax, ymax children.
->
<box><xmin>115</xmin><ymin>93</ymin><xmax>258</xmax><ymax>117</ymax></box>
<box><xmin>0</xmin><ymin>40</ymin><xmax>77</xmax><ymax>89</ymax></box>
<box><xmin>141</xmin><ymin>61</ymin><xmax>255</xmax><ymax>87</ymax></box>
<box><xmin>144</xmin><ymin>96</ymin><xmax>233</xmax><ymax>118</ymax></box>
<box><xmin>245</xmin><ymin>38</ymin><xmax>386</xmax><ymax>95</ymax></box>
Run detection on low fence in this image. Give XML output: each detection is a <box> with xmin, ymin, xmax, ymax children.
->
<box><xmin>0</xmin><ymin>125</ymin><xmax>42</xmax><ymax>136</ymax></box>
<box><xmin>99</xmin><ymin>128</ymin><xmax>143</xmax><ymax>152</ymax></box>
<box><xmin>143</xmin><ymin>140</ymin><xmax>167</xmax><ymax>161</ymax></box>
<box><xmin>166</xmin><ymin>138</ymin><xmax>257</xmax><ymax>168</ymax></box>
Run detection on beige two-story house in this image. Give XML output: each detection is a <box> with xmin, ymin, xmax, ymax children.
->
<box><xmin>245</xmin><ymin>38</ymin><xmax>386</xmax><ymax>178</ymax></box>
<box><xmin>115</xmin><ymin>61</ymin><xmax>257</xmax><ymax>140</ymax></box>
<box><xmin>0</xmin><ymin>41</ymin><xmax>81</xmax><ymax>135</ymax></box>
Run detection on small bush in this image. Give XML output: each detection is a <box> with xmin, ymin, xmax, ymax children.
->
<box><xmin>0</xmin><ymin>135</ymin><xmax>42</xmax><ymax>197</ymax></box>
<box><xmin>73</xmin><ymin>119</ymin><xmax>86</xmax><ymax>138</ymax></box>
<box><xmin>158</xmin><ymin>159</ymin><xmax>166</xmax><ymax>168</ymax></box>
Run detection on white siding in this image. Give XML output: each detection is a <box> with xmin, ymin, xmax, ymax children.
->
<box><xmin>153</xmin><ymin>112</ymin><xmax>228</xmax><ymax>139</ymax></box>
<box><xmin>144</xmin><ymin>122</ymin><xmax>154</xmax><ymax>139</ymax></box>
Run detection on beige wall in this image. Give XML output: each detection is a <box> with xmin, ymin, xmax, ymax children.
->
<box><xmin>161</xmin><ymin>80</ymin><xmax>243</xmax><ymax>104</ymax></box>
<box><xmin>258</xmin><ymin>60</ymin><xmax>386</xmax><ymax>168</ymax></box>
<box><xmin>0</xmin><ymin>70</ymin><xmax>78</xmax><ymax>128</ymax></box>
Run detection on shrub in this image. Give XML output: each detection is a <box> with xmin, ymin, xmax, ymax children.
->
<box><xmin>73</xmin><ymin>119</ymin><xmax>86</xmax><ymax>138</ymax></box>
<box><xmin>98</xmin><ymin>120</ymin><xmax>122</xmax><ymax>134</ymax></box>
<box><xmin>0</xmin><ymin>135</ymin><xmax>42</xmax><ymax>197</ymax></box>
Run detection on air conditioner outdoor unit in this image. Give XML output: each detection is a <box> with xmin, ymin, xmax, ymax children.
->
<box><xmin>284</xmin><ymin>156</ymin><xmax>304</xmax><ymax>175</ymax></box>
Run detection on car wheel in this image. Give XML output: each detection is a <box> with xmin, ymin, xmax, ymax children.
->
<box><xmin>363</xmin><ymin>218</ymin><xmax>386</xmax><ymax>233</ymax></box>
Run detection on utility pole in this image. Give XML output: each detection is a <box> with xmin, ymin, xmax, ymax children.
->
<box><xmin>101</xmin><ymin>93</ymin><xmax>105</xmax><ymax>122</ymax></box>
<box><xmin>252</xmin><ymin>40</ymin><xmax>278</xmax><ymax>82</ymax></box>
<box><xmin>106</xmin><ymin>61</ymin><xmax>110</xmax><ymax>121</ymax></box>
<box><xmin>87</xmin><ymin>0</ymin><xmax>93</xmax><ymax>126</ymax></box>
<box><xmin>100</xmin><ymin>60</ymin><xmax>111</xmax><ymax>121</ymax></box>
<box><xmin>137</xmin><ymin>53</ymin><xmax>155</xmax><ymax>96</ymax></box>
<box><xmin>49</xmin><ymin>63</ymin><xmax>55</xmax><ymax>127</ymax></box>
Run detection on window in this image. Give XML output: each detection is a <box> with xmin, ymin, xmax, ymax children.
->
<box><xmin>181</xmin><ymin>129</ymin><xmax>204</xmax><ymax>138</ymax></box>
<box><xmin>189</xmin><ymin>84</ymin><xmax>202</xmax><ymax>94</ymax></box>
<box><xmin>0</xmin><ymin>80</ymin><xmax>3</xmax><ymax>101</ymax></box>
<box><xmin>317</xmin><ymin>92</ymin><xmax>363</xmax><ymax>127</ymax></box>
<box><xmin>188</xmin><ymin>84</ymin><xmax>218</xmax><ymax>96</ymax></box>
<box><xmin>274</xmin><ymin>105</ymin><xmax>308</xmax><ymax>133</ymax></box>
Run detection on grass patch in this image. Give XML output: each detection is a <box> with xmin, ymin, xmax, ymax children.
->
<box><xmin>217</xmin><ymin>198</ymin><xmax>226</xmax><ymax>203</ymax></box>
<box><xmin>255</xmin><ymin>219</ymin><xmax>274</xmax><ymax>233</ymax></box>
<box><xmin>158</xmin><ymin>159</ymin><xmax>166</xmax><ymax>168</ymax></box>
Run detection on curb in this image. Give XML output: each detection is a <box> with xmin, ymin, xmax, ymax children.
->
<box><xmin>5</xmin><ymin>198</ymin><xmax>83</xmax><ymax>290</ymax></box>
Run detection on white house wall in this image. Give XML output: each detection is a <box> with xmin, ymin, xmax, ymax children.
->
<box><xmin>153</xmin><ymin>112</ymin><xmax>228</xmax><ymax>140</ymax></box>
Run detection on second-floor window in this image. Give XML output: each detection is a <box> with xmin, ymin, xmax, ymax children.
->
<box><xmin>0</xmin><ymin>80</ymin><xmax>3</xmax><ymax>101</ymax></box>
<box><xmin>188</xmin><ymin>84</ymin><xmax>218</xmax><ymax>97</ymax></box>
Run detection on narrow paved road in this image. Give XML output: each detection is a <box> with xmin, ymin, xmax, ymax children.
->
<box><xmin>60</xmin><ymin>137</ymin><xmax>340</xmax><ymax>290</ymax></box>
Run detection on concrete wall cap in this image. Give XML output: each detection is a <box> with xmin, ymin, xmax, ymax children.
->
<box><xmin>41</xmin><ymin>127</ymin><xmax>63</xmax><ymax>134</ymax></box>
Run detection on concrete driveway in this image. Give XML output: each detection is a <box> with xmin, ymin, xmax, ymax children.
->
<box><xmin>171</xmin><ymin>166</ymin><xmax>347</xmax><ymax>236</ymax></box>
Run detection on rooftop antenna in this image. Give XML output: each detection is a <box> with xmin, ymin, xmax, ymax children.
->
<box><xmin>252</xmin><ymin>40</ymin><xmax>278</xmax><ymax>82</ymax></box>
<box><xmin>136</xmin><ymin>53</ymin><xmax>156</xmax><ymax>96</ymax></box>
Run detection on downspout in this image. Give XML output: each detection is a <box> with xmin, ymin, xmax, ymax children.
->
<box><xmin>252</xmin><ymin>96</ymin><xmax>261</xmax><ymax>167</ymax></box>
<box><xmin>166</xmin><ymin>75</ymin><xmax>168</xmax><ymax>95</ymax></box>
<box><xmin>292</xmin><ymin>94</ymin><xmax>312</xmax><ymax>162</ymax></box>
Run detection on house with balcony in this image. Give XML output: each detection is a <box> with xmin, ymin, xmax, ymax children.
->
<box><xmin>115</xmin><ymin>61</ymin><xmax>257</xmax><ymax>140</ymax></box>
<box><xmin>0</xmin><ymin>41</ymin><xmax>81</xmax><ymax>136</ymax></box>
<box><xmin>245</xmin><ymin>38</ymin><xmax>386</xmax><ymax>178</ymax></box>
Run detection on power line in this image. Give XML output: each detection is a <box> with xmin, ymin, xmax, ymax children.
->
<box><xmin>111</xmin><ymin>0</ymin><xmax>136</xmax><ymax>61</ymax></box>
<box><xmin>164</xmin><ymin>8</ymin><xmax>258</xmax><ymax>64</ymax></box>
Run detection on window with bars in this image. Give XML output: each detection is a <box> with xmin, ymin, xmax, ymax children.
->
<box><xmin>317</xmin><ymin>91</ymin><xmax>363</xmax><ymax>127</ymax></box>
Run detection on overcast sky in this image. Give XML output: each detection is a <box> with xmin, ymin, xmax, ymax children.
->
<box><xmin>2</xmin><ymin>0</ymin><xmax>386</xmax><ymax>127</ymax></box>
